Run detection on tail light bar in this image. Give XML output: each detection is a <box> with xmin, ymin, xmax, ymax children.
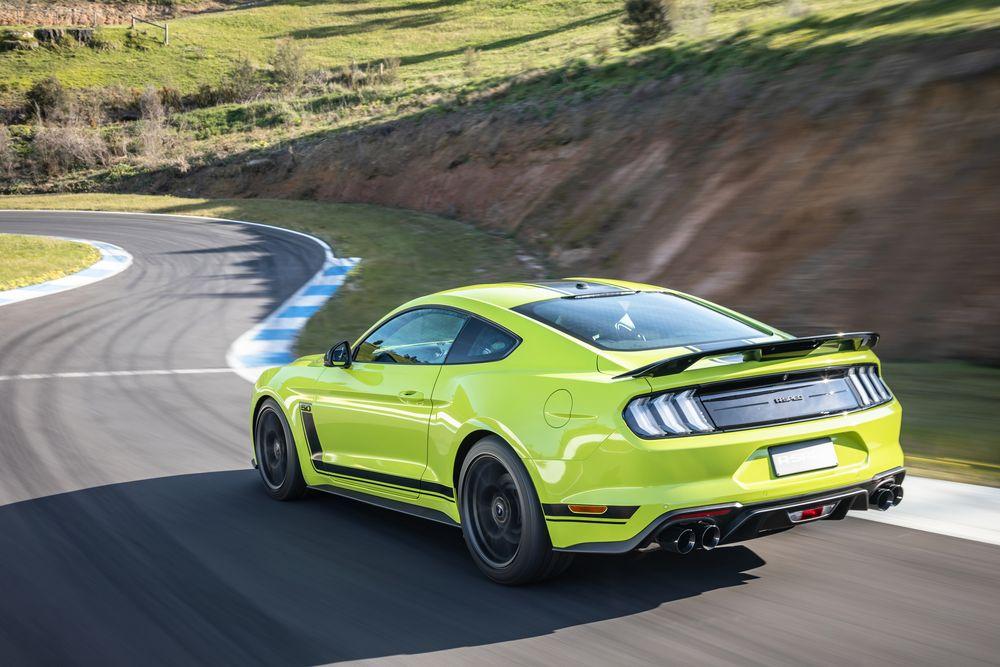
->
<box><xmin>623</xmin><ymin>364</ymin><xmax>893</xmax><ymax>439</ymax></box>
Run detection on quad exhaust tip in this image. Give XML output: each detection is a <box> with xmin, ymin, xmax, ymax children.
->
<box><xmin>870</xmin><ymin>485</ymin><xmax>902</xmax><ymax>511</ymax></box>
<box><xmin>699</xmin><ymin>523</ymin><xmax>721</xmax><ymax>551</ymax></box>
<box><xmin>659</xmin><ymin>526</ymin><xmax>697</xmax><ymax>554</ymax></box>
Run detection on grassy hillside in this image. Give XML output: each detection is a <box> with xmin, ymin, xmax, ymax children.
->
<box><xmin>2</xmin><ymin>0</ymin><xmax>996</xmax><ymax>195</ymax></box>
<box><xmin>3</xmin><ymin>0</ymin><xmax>996</xmax><ymax>93</ymax></box>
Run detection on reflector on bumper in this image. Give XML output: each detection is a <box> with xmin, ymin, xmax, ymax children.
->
<box><xmin>787</xmin><ymin>502</ymin><xmax>838</xmax><ymax>523</ymax></box>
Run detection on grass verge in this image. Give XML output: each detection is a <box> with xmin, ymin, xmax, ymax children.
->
<box><xmin>0</xmin><ymin>194</ymin><xmax>540</xmax><ymax>353</ymax></box>
<box><xmin>883</xmin><ymin>362</ymin><xmax>999</xmax><ymax>487</ymax></box>
<box><xmin>0</xmin><ymin>232</ymin><xmax>100</xmax><ymax>290</ymax></box>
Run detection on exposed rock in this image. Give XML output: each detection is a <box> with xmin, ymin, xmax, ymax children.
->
<box><xmin>0</xmin><ymin>30</ymin><xmax>38</xmax><ymax>51</ymax></box>
<box><xmin>66</xmin><ymin>27</ymin><xmax>94</xmax><ymax>44</ymax></box>
<box><xmin>33</xmin><ymin>27</ymin><xmax>65</xmax><ymax>43</ymax></box>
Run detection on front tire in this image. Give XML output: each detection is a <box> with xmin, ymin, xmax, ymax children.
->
<box><xmin>253</xmin><ymin>398</ymin><xmax>307</xmax><ymax>501</ymax></box>
<box><xmin>458</xmin><ymin>436</ymin><xmax>573</xmax><ymax>584</ymax></box>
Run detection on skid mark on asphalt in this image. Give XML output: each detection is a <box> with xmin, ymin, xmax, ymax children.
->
<box><xmin>0</xmin><ymin>368</ymin><xmax>235</xmax><ymax>382</ymax></box>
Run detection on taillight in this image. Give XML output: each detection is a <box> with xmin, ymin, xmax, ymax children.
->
<box><xmin>623</xmin><ymin>389</ymin><xmax>715</xmax><ymax>438</ymax></box>
<box><xmin>847</xmin><ymin>365</ymin><xmax>892</xmax><ymax>406</ymax></box>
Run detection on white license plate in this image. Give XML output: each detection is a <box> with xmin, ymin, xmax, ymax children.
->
<box><xmin>769</xmin><ymin>439</ymin><xmax>838</xmax><ymax>477</ymax></box>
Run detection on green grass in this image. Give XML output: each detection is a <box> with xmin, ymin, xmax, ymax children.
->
<box><xmin>0</xmin><ymin>232</ymin><xmax>100</xmax><ymax>290</ymax></box>
<box><xmin>3</xmin><ymin>0</ymin><xmax>996</xmax><ymax>94</ymax></box>
<box><xmin>884</xmin><ymin>362</ymin><xmax>1000</xmax><ymax>487</ymax></box>
<box><xmin>0</xmin><ymin>193</ymin><xmax>540</xmax><ymax>352</ymax></box>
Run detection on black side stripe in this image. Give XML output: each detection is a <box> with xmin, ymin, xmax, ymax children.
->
<box><xmin>301</xmin><ymin>405</ymin><xmax>323</xmax><ymax>456</ymax></box>
<box><xmin>313</xmin><ymin>460</ymin><xmax>454</xmax><ymax>499</ymax></box>
<box><xmin>300</xmin><ymin>406</ymin><xmax>454</xmax><ymax>500</ymax></box>
<box><xmin>542</xmin><ymin>504</ymin><xmax>639</xmax><ymax>519</ymax></box>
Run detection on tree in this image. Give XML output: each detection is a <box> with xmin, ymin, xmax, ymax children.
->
<box><xmin>619</xmin><ymin>0</ymin><xmax>672</xmax><ymax>49</ymax></box>
<box><xmin>269</xmin><ymin>39</ymin><xmax>307</xmax><ymax>94</ymax></box>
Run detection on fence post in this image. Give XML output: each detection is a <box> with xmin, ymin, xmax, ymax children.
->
<box><xmin>164</xmin><ymin>23</ymin><xmax>169</xmax><ymax>45</ymax></box>
<box><xmin>131</xmin><ymin>16</ymin><xmax>136</xmax><ymax>30</ymax></box>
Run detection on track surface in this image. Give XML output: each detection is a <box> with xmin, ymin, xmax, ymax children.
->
<box><xmin>0</xmin><ymin>211</ymin><xmax>997</xmax><ymax>666</ymax></box>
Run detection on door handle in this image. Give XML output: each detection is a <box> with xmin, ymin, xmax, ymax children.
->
<box><xmin>398</xmin><ymin>390</ymin><xmax>425</xmax><ymax>403</ymax></box>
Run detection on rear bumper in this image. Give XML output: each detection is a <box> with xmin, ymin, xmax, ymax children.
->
<box><xmin>554</xmin><ymin>467</ymin><xmax>905</xmax><ymax>553</ymax></box>
<box><xmin>535</xmin><ymin>398</ymin><xmax>904</xmax><ymax>550</ymax></box>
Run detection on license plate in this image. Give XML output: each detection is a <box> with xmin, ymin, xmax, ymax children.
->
<box><xmin>769</xmin><ymin>439</ymin><xmax>838</xmax><ymax>477</ymax></box>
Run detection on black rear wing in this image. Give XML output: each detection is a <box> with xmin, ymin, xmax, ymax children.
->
<box><xmin>615</xmin><ymin>332</ymin><xmax>880</xmax><ymax>379</ymax></box>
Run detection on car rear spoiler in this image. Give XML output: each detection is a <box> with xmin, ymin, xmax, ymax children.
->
<box><xmin>615</xmin><ymin>332</ymin><xmax>880</xmax><ymax>379</ymax></box>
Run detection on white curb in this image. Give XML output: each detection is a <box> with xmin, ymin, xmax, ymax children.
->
<box><xmin>0</xmin><ymin>235</ymin><xmax>133</xmax><ymax>307</ymax></box>
<box><xmin>851</xmin><ymin>475</ymin><xmax>1000</xmax><ymax>546</ymax></box>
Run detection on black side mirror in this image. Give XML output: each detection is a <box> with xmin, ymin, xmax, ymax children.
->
<box><xmin>324</xmin><ymin>340</ymin><xmax>352</xmax><ymax>368</ymax></box>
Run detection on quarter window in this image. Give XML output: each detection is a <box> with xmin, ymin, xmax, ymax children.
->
<box><xmin>446</xmin><ymin>317</ymin><xmax>519</xmax><ymax>364</ymax></box>
<box><xmin>355</xmin><ymin>308</ymin><xmax>468</xmax><ymax>365</ymax></box>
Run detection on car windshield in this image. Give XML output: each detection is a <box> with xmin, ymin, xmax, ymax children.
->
<box><xmin>513</xmin><ymin>292</ymin><xmax>770</xmax><ymax>351</ymax></box>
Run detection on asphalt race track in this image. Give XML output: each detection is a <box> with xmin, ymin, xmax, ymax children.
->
<box><xmin>1</xmin><ymin>211</ymin><xmax>998</xmax><ymax>666</ymax></box>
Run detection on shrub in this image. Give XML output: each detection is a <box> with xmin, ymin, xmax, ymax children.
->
<box><xmin>269</xmin><ymin>39</ymin><xmax>307</xmax><ymax>93</ymax></box>
<box><xmin>31</xmin><ymin>119</ymin><xmax>107</xmax><ymax>177</ymax></box>
<box><xmin>158</xmin><ymin>86</ymin><xmax>184</xmax><ymax>112</ymax></box>
<box><xmin>378</xmin><ymin>56</ymin><xmax>401</xmax><ymax>85</ymax></box>
<box><xmin>25</xmin><ymin>77</ymin><xmax>68</xmax><ymax>119</ymax></box>
<box><xmin>463</xmin><ymin>47</ymin><xmax>480</xmax><ymax>78</ymax></box>
<box><xmin>138</xmin><ymin>86</ymin><xmax>168</xmax><ymax>164</ymax></box>
<box><xmin>223</xmin><ymin>57</ymin><xmax>263</xmax><ymax>103</ymax></box>
<box><xmin>0</xmin><ymin>125</ymin><xmax>15</xmax><ymax>177</ymax></box>
<box><xmin>619</xmin><ymin>0</ymin><xmax>672</xmax><ymax>49</ymax></box>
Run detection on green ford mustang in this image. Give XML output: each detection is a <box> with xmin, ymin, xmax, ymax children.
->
<box><xmin>250</xmin><ymin>278</ymin><xmax>905</xmax><ymax>584</ymax></box>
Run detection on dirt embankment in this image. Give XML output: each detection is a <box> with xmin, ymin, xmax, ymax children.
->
<box><xmin>151</xmin><ymin>37</ymin><xmax>1000</xmax><ymax>364</ymax></box>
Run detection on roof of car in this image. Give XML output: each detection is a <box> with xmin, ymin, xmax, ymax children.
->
<box><xmin>430</xmin><ymin>277</ymin><xmax>666</xmax><ymax>309</ymax></box>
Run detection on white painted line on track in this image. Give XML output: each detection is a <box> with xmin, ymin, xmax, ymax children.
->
<box><xmin>0</xmin><ymin>368</ymin><xmax>235</xmax><ymax>382</ymax></box>
<box><xmin>0</xmin><ymin>234</ymin><xmax>133</xmax><ymax>307</ymax></box>
<box><xmin>851</xmin><ymin>475</ymin><xmax>1000</xmax><ymax>546</ymax></box>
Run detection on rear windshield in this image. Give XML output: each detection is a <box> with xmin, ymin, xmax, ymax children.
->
<box><xmin>513</xmin><ymin>292</ymin><xmax>769</xmax><ymax>351</ymax></box>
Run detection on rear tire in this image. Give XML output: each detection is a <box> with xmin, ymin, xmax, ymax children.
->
<box><xmin>458</xmin><ymin>436</ymin><xmax>574</xmax><ymax>585</ymax></box>
<box><xmin>253</xmin><ymin>398</ymin><xmax>307</xmax><ymax>501</ymax></box>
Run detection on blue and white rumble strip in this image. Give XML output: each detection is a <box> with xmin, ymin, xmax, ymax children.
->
<box><xmin>0</xmin><ymin>236</ymin><xmax>133</xmax><ymax>307</ymax></box>
<box><xmin>226</xmin><ymin>239</ymin><xmax>359</xmax><ymax>382</ymax></box>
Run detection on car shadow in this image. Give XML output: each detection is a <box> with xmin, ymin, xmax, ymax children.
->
<box><xmin>0</xmin><ymin>471</ymin><xmax>765</xmax><ymax>664</ymax></box>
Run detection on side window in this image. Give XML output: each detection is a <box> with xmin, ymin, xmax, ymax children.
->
<box><xmin>446</xmin><ymin>317</ymin><xmax>519</xmax><ymax>364</ymax></box>
<box><xmin>355</xmin><ymin>308</ymin><xmax>468</xmax><ymax>365</ymax></box>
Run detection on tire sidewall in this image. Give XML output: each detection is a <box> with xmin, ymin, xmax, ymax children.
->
<box><xmin>254</xmin><ymin>398</ymin><xmax>305</xmax><ymax>501</ymax></box>
<box><xmin>458</xmin><ymin>436</ymin><xmax>553</xmax><ymax>584</ymax></box>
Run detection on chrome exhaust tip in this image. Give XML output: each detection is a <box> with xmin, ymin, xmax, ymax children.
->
<box><xmin>699</xmin><ymin>524</ymin><xmax>721</xmax><ymax>551</ymax></box>
<box><xmin>892</xmin><ymin>484</ymin><xmax>904</xmax><ymax>506</ymax></box>
<box><xmin>870</xmin><ymin>486</ymin><xmax>895</xmax><ymax>511</ymax></box>
<box><xmin>659</xmin><ymin>526</ymin><xmax>697</xmax><ymax>554</ymax></box>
